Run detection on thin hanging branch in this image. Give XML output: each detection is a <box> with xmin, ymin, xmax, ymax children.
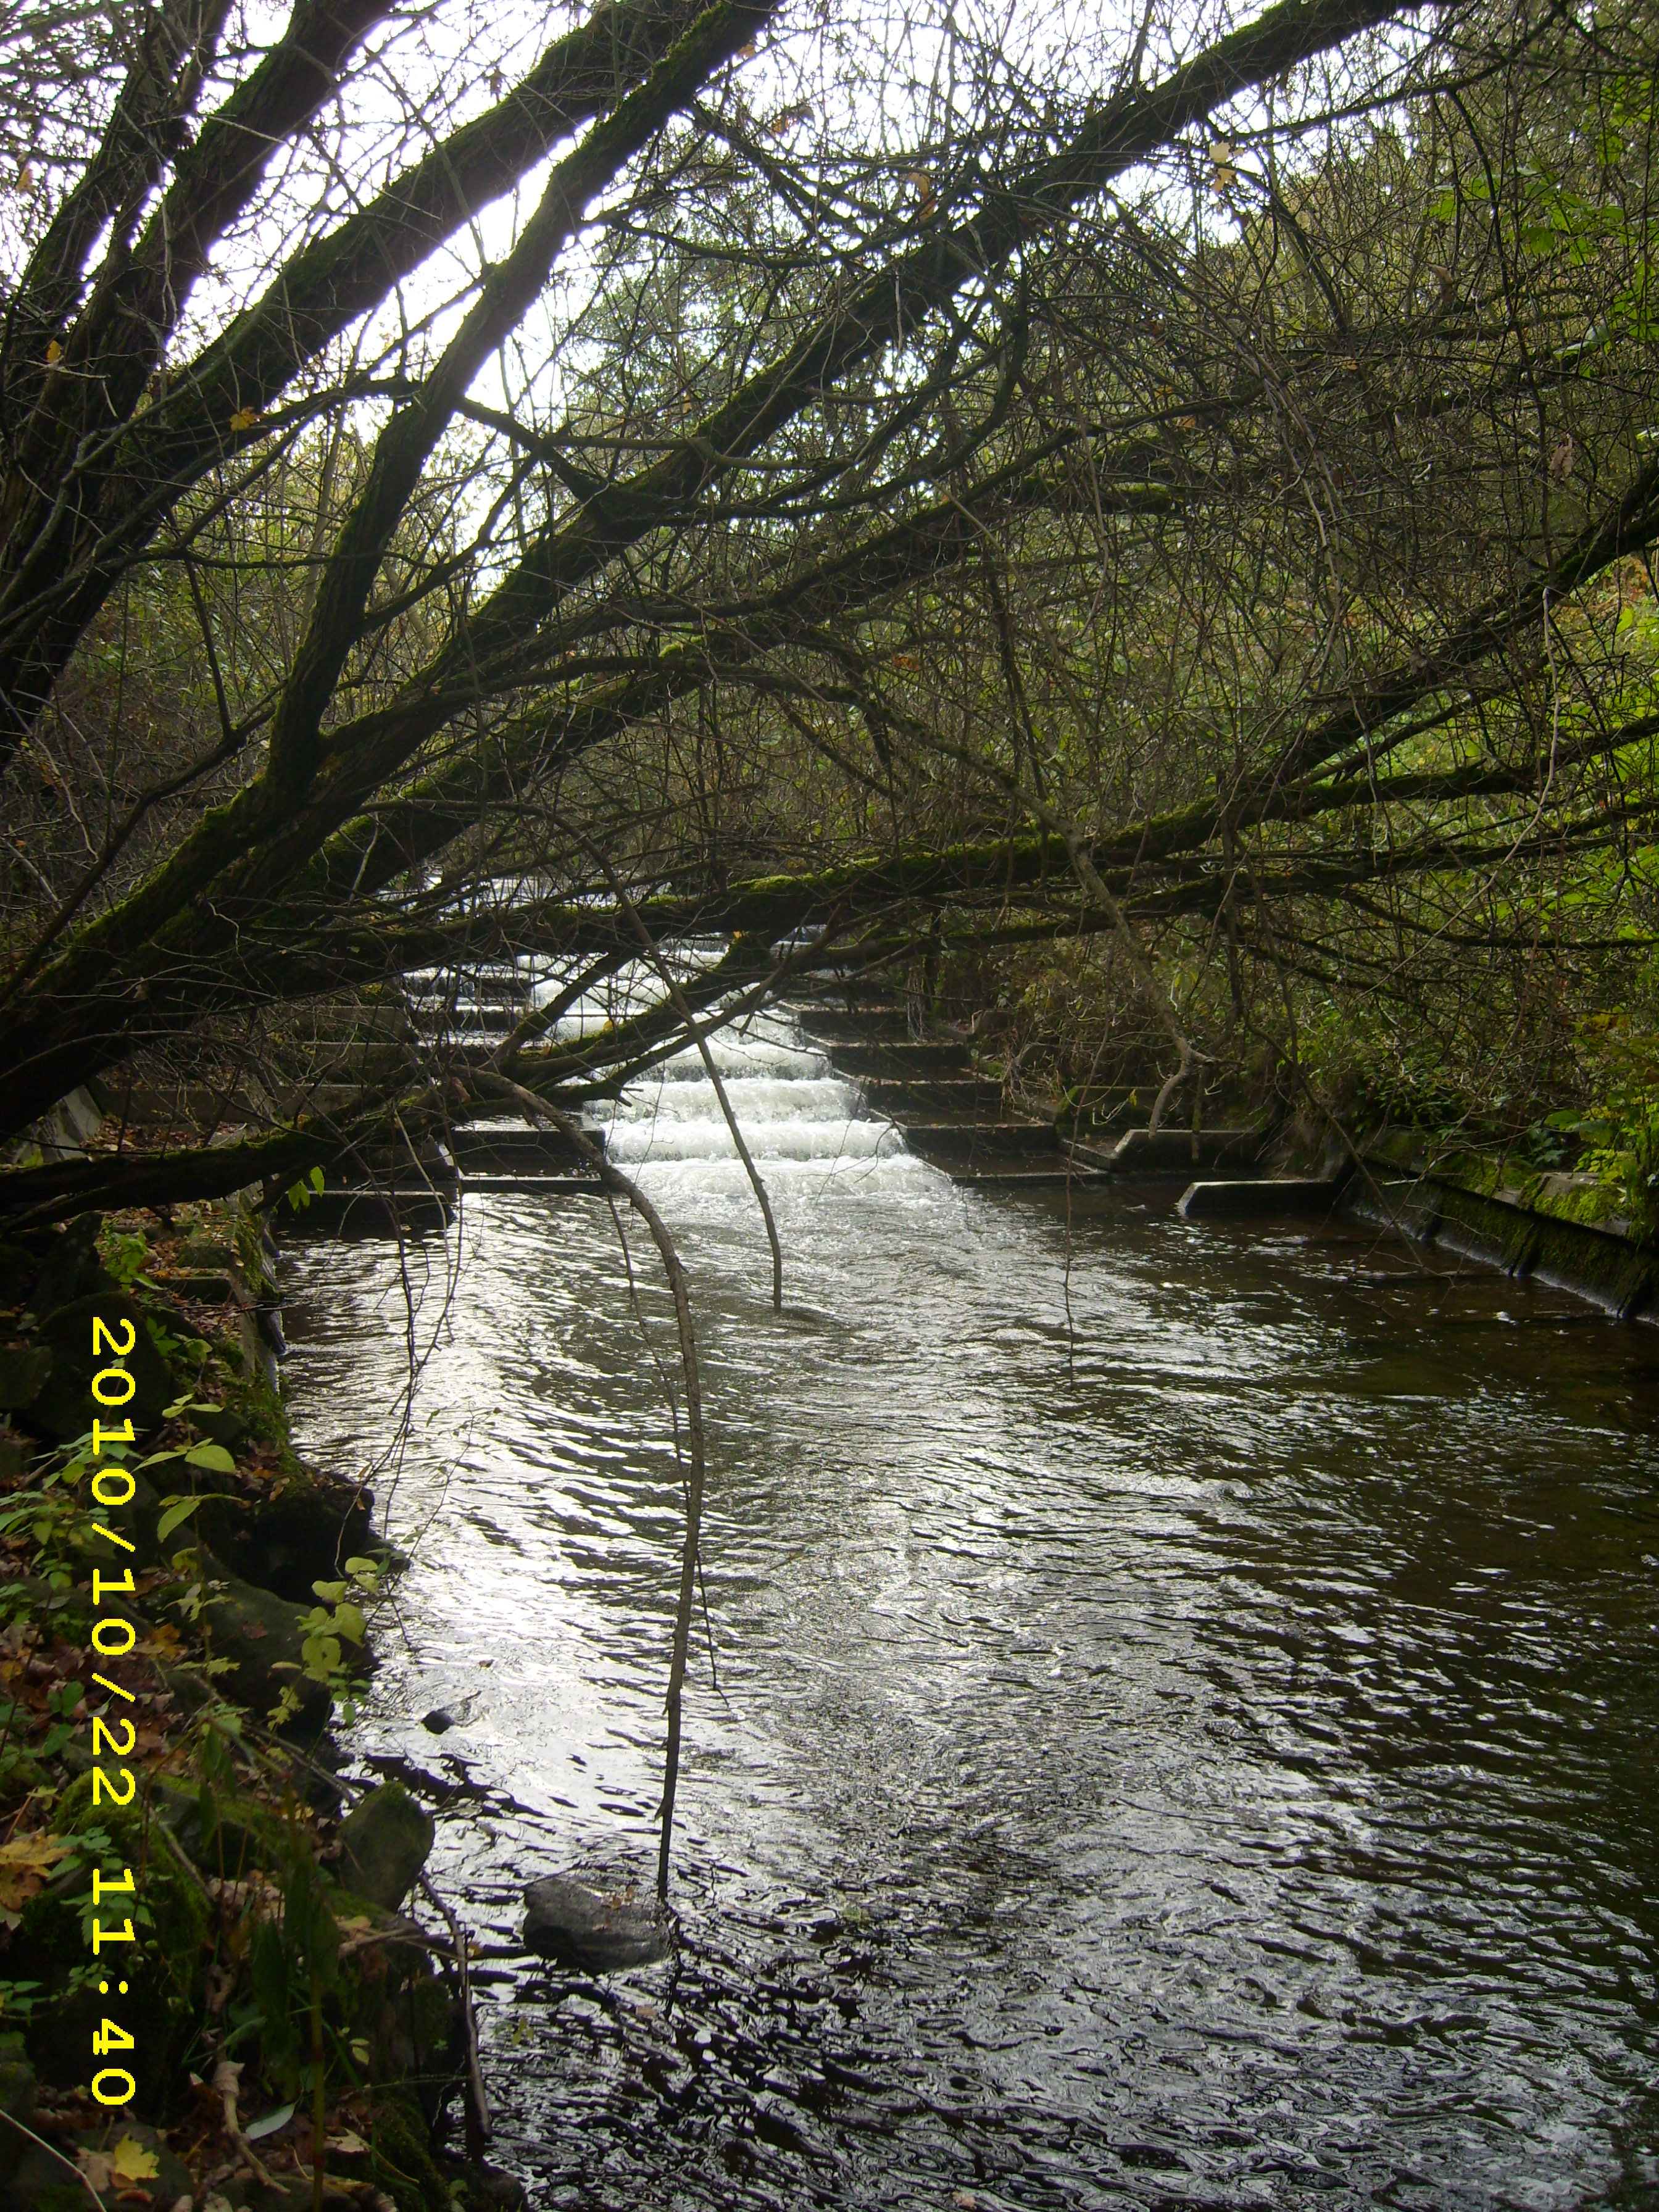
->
<box><xmin>470</xmin><ymin>1070</ymin><xmax>705</xmax><ymax>1903</ymax></box>
<box><xmin>417</xmin><ymin>1873</ymin><xmax>490</xmax><ymax>2160</ymax></box>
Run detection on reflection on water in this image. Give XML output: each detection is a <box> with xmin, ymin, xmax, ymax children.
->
<box><xmin>281</xmin><ymin>1009</ymin><xmax>1659</xmax><ymax>2210</ymax></box>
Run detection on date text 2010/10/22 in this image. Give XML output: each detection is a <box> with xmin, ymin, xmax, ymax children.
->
<box><xmin>85</xmin><ymin>1312</ymin><xmax>144</xmax><ymax>2109</ymax></box>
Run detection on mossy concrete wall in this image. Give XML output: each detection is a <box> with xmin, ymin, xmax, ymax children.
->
<box><xmin>1346</xmin><ymin>1154</ymin><xmax>1657</xmax><ymax>1320</ymax></box>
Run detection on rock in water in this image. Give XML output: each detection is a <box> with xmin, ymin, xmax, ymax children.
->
<box><xmin>523</xmin><ymin>1875</ymin><xmax>672</xmax><ymax>1970</ymax></box>
<box><xmin>339</xmin><ymin>1781</ymin><xmax>435</xmax><ymax>1910</ymax></box>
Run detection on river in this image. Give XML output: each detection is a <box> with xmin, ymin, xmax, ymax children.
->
<box><xmin>280</xmin><ymin>1004</ymin><xmax>1659</xmax><ymax>2210</ymax></box>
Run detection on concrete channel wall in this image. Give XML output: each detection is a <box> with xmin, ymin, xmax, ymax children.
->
<box><xmin>1343</xmin><ymin>1167</ymin><xmax>1658</xmax><ymax>1321</ymax></box>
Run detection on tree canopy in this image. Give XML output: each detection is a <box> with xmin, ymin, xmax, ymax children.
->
<box><xmin>2</xmin><ymin>0</ymin><xmax>1657</xmax><ymax>1220</ymax></box>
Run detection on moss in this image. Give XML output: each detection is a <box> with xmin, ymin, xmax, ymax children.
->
<box><xmin>192</xmin><ymin>1780</ymin><xmax>293</xmax><ymax>1879</ymax></box>
<box><xmin>364</xmin><ymin>2086</ymin><xmax>454</xmax><ymax>2212</ymax></box>
<box><xmin>344</xmin><ymin>1908</ymin><xmax>460</xmax><ymax>2126</ymax></box>
<box><xmin>196</xmin><ymin>1458</ymin><xmax>374</xmax><ymax>1603</ymax></box>
<box><xmin>1353</xmin><ymin>1172</ymin><xmax>1658</xmax><ymax>1319</ymax></box>
<box><xmin>215</xmin><ymin>1334</ymin><xmax>291</xmax><ymax>1447</ymax></box>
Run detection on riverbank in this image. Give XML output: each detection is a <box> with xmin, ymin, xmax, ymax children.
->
<box><xmin>0</xmin><ymin>1200</ymin><xmax>500</xmax><ymax>2212</ymax></box>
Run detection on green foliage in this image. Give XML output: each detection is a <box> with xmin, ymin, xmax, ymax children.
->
<box><xmin>96</xmin><ymin>1228</ymin><xmax>149</xmax><ymax>1289</ymax></box>
<box><xmin>0</xmin><ymin>1429</ymin><xmax>131</xmax><ymax>1588</ymax></box>
<box><xmin>247</xmin><ymin>1819</ymin><xmax>339</xmax><ymax>2103</ymax></box>
<box><xmin>1545</xmin><ymin>1018</ymin><xmax>1659</xmax><ymax>1233</ymax></box>
<box><xmin>283</xmin><ymin>1165</ymin><xmax>326</xmax><ymax>1212</ymax></box>
<box><xmin>268</xmin><ymin>1557</ymin><xmax>380</xmax><ymax>1728</ymax></box>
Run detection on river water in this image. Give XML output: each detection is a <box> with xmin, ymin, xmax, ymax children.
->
<box><xmin>280</xmin><ymin>1005</ymin><xmax>1659</xmax><ymax>2210</ymax></box>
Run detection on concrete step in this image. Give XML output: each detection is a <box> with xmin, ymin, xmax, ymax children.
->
<box><xmin>817</xmin><ymin>1040</ymin><xmax>974</xmax><ymax>1078</ymax></box>
<box><xmin>445</xmin><ymin>1126</ymin><xmax>599</xmax><ymax>1173</ymax></box>
<box><xmin>797</xmin><ymin>1007</ymin><xmax>915</xmax><ymax>1043</ymax></box>
<box><xmin>946</xmin><ymin>1162</ymin><xmax>1114</xmax><ymax>1187</ymax></box>
<box><xmin>790</xmin><ymin>965</ymin><xmax>905</xmax><ymax>995</ymax></box>
<box><xmin>275</xmin><ymin>1187</ymin><xmax>454</xmax><ymax>1238</ymax></box>
<box><xmin>303</xmin><ymin>996</ymin><xmax>412</xmax><ymax>1037</ymax></box>
<box><xmin>93</xmin><ymin>1084</ymin><xmax>261</xmax><ymax>1127</ymax></box>
<box><xmin>270</xmin><ymin>1042</ymin><xmax>410</xmax><ymax>1072</ymax></box>
<box><xmin>452</xmin><ymin>1173</ymin><xmax>605</xmax><ymax>1197</ymax></box>
<box><xmin>859</xmin><ymin>1076</ymin><xmax>1005</xmax><ymax>1118</ymax></box>
<box><xmin>1075</xmin><ymin>1127</ymin><xmax>1264</xmax><ymax>1175</ymax></box>
<box><xmin>404</xmin><ymin>968</ymin><xmax>533</xmax><ymax>1002</ymax></box>
<box><xmin>1178</xmin><ymin>1176</ymin><xmax>1345</xmax><ymax>1220</ymax></box>
<box><xmin>900</xmin><ymin>1121</ymin><xmax>1062</xmax><ymax>1162</ymax></box>
<box><xmin>409</xmin><ymin>1005</ymin><xmax>521</xmax><ymax>1034</ymax></box>
<box><xmin>266</xmin><ymin>1083</ymin><xmax>381</xmax><ymax>1115</ymax></box>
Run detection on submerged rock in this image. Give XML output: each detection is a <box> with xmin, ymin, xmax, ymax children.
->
<box><xmin>339</xmin><ymin>1781</ymin><xmax>434</xmax><ymax>1911</ymax></box>
<box><xmin>523</xmin><ymin>1874</ymin><xmax>672</xmax><ymax>1971</ymax></box>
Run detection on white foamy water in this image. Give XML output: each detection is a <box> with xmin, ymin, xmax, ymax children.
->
<box><xmin>544</xmin><ymin>978</ymin><xmax>928</xmax><ymax>1197</ymax></box>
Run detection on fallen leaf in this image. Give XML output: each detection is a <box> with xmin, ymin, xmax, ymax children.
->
<box><xmin>229</xmin><ymin>405</ymin><xmax>260</xmax><ymax>431</ymax></box>
<box><xmin>75</xmin><ymin>2151</ymin><xmax>114</xmax><ymax>2192</ymax></box>
<box><xmin>0</xmin><ymin>1833</ymin><xmax>68</xmax><ymax>1913</ymax></box>
<box><xmin>328</xmin><ymin>2131</ymin><xmax>370</xmax><ymax>2154</ymax></box>
<box><xmin>243</xmin><ymin>2101</ymin><xmax>295</xmax><ymax>2141</ymax></box>
<box><xmin>45</xmin><ymin>339</ymin><xmax>62</xmax><ymax>365</ymax></box>
<box><xmin>110</xmin><ymin>2137</ymin><xmax>160</xmax><ymax>2184</ymax></box>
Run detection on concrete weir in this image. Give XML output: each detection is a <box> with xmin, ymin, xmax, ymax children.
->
<box><xmin>791</xmin><ymin>994</ymin><xmax>1104</xmax><ymax>1187</ymax></box>
<box><xmin>1178</xmin><ymin>1176</ymin><xmax>1348</xmax><ymax>1220</ymax></box>
<box><xmin>789</xmin><ymin>988</ymin><xmax>1272</xmax><ymax>1190</ymax></box>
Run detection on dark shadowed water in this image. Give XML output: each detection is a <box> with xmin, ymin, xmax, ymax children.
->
<box><xmin>280</xmin><ymin>1012</ymin><xmax>1659</xmax><ymax>2210</ymax></box>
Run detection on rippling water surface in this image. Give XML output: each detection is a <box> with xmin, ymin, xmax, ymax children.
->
<box><xmin>280</xmin><ymin>1009</ymin><xmax>1659</xmax><ymax>2210</ymax></box>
